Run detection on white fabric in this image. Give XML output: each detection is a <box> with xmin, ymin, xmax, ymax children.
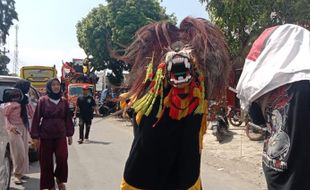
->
<box><xmin>236</xmin><ymin>24</ymin><xmax>310</xmax><ymax>110</ymax></box>
<box><xmin>49</xmin><ymin>98</ymin><xmax>60</xmax><ymax>105</ymax></box>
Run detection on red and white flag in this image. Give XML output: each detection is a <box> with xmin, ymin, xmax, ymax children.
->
<box><xmin>237</xmin><ymin>24</ymin><xmax>310</xmax><ymax>110</ymax></box>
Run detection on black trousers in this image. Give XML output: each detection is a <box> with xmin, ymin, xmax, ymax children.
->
<box><xmin>79</xmin><ymin>118</ymin><xmax>92</xmax><ymax>140</ymax></box>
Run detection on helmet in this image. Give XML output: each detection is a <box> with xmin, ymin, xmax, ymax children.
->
<box><xmin>82</xmin><ymin>85</ymin><xmax>88</xmax><ymax>89</ymax></box>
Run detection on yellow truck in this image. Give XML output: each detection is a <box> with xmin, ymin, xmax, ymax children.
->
<box><xmin>20</xmin><ymin>66</ymin><xmax>57</xmax><ymax>95</ymax></box>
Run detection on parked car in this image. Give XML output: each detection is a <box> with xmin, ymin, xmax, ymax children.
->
<box><xmin>0</xmin><ymin>86</ymin><xmax>15</xmax><ymax>190</ymax></box>
<box><xmin>0</xmin><ymin>75</ymin><xmax>40</xmax><ymax>190</ymax></box>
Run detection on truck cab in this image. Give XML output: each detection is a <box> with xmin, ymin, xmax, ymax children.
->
<box><xmin>61</xmin><ymin>58</ymin><xmax>98</xmax><ymax>114</ymax></box>
<box><xmin>67</xmin><ymin>83</ymin><xmax>95</xmax><ymax>113</ymax></box>
<box><xmin>20</xmin><ymin>65</ymin><xmax>57</xmax><ymax>95</ymax></box>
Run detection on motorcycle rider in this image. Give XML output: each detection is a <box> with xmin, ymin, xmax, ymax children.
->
<box><xmin>98</xmin><ymin>86</ymin><xmax>119</xmax><ymax>116</ymax></box>
<box><xmin>99</xmin><ymin>85</ymin><xmax>112</xmax><ymax>104</ymax></box>
<box><xmin>209</xmin><ymin>100</ymin><xmax>232</xmax><ymax>143</ymax></box>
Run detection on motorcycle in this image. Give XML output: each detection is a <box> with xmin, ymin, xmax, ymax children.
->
<box><xmin>244</xmin><ymin>103</ymin><xmax>269</xmax><ymax>141</ymax></box>
<box><xmin>226</xmin><ymin>87</ymin><xmax>243</xmax><ymax>127</ymax></box>
<box><xmin>245</xmin><ymin>117</ymin><xmax>268</xmax><ymax>141</ymax></box>
<box><xmin>99</xmin><ymin>99</ymin><xmax>119</xmax><ymax>117</ymax></box>
<box><xmin>227</xmin><ymin>106</ymin><xmax>243</xmax><ymax>127</ymax></box>
<box><xmin>209</xmin><ymin>101</ymin><xmax>232</xmax><ymax>143</ymax></box>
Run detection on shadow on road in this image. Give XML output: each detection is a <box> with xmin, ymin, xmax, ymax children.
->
<box><xmin>218</xmin><ymin>131</ymin><xmax>238</xmax><ymax>144</ymax></box>
<box><xmin>89</xmin><ymin>140</ymin><xmax>111</xmax><ymax>145</ymax></box>
<box><xmin>28</xmin><ymin>161</ymin><xmax>40</xmax><ymax>174</ymax></box>
<box><xmin>10</xmin><ymin>176</ymin><xmax>40</xmax><ymax>190</ymax></box>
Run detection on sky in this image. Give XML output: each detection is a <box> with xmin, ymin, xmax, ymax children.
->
<box><xmin>6</xmin><ymin>0</ymin><xmax>208</xmax><ymax>75</ymax></box>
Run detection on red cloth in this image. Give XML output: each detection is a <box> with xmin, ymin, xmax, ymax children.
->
<box><xmin>30</xmin><ymin>96</ymin><xmax>74</xmax><ymax>139</ymax></box>
<box><xmin>61</xmin><ymin>62</ymin><xmax>75</xmax><ymax>81</ymax></box>
<box><xmin>39</xmin><ymin>138</ymin><xmax>68</xmax><ymax>189</ymax></box>
<box><xmin>246</xmin><ymin>26</ymin><xmax>278</xmax><ymax>61</ymax></box>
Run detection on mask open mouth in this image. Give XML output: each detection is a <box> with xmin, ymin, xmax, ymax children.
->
<box><xmin>167</xmin><ymin>55</ymin><xmax>192</xmax><ymax>87</ymax></box>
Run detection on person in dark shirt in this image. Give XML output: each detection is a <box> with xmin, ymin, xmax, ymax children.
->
<box><xmin>74</xmin><ymin>86</ymin><xmax>97</xmax><ymax>144</ymax></box>
<box><xmin>31</xmin><ymin>78</ymin><xmax>74</xmax><ymax>190</ymax></box>
<box><xmin>237</xmin><ymin>24</ymin><xmax>310</xmax><ymax>190</ymax></box>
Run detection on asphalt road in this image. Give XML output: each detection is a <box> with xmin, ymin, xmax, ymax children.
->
<box><xmin>10</xmin><ymin>117</ymin><xmax>262</xmax><ymax>190</ymax></box>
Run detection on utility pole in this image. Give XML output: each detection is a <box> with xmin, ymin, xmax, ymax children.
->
<box><xmin>13</xmin><ymin>25</ymin><xmax>19</xmax><ymax>75</ymax></box>
<box><xmin>0</xmin><ymin>47</ymin><xmax>9</xmax><ymax>54</ymax></box>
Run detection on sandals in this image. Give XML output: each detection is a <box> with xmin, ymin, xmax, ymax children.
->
<box><xmin>14</xmin><ymin>175</ymin><xmax>29</xmax><ymax>185</ymax></box>
<box><xmin>56</xmin><ymin>178</ymin><xmax>66</xmax><ymax>190</ymax></box>
<box><xmin>21</xmin><ymin>175</ymin><xmax>30</xmax><ymax>180</ymax></box>
<box><xmin>14</xmin><ymin>177</ymin><xmax>23</xmax><ymax>185</ymax></box>
<box><xmin>14</xmin><ymin>174</ymin><xmax>23</xmax><ymax>185</ymax></box>
<box><xmin>57</xmin><ymin>183</ymin><xmax>66</xmax><ymax>190</ymax></box>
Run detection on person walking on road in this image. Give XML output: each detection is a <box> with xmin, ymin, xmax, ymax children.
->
<box><xmin>30</xmin><ymin>78</ymin><xmax>74</xmax><ymax>190</ymax></box>
<box><xmin>0</xmin><ymin>86</ymin><xmax>33</xmax><ymax>185</ymax></box>
<box><xmin>74</xmin><ymin>85</ymin><xmax>97</xmax><ymax>144</ymax></box>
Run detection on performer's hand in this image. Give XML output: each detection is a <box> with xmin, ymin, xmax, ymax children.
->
<box><xmin>32</xmin><ymin>139</ymin><xmax>40</xmax><ymax>150</ymax></box>
<box><xmin>10</xmin><ymin>128</ymin><xmax>20</xmax><ymax>135</ymax></box>
<box><xmin>68</xmin><ymin>136</ymin><xmax>73</xmax><ymax>145</ymax></box>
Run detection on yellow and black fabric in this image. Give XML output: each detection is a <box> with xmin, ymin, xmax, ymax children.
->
<box><xmin>122</xmin><ymin>97</ymin><xmax>203</xmax><ymax>189</ymax></box>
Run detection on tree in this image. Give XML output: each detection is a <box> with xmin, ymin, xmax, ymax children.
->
<box><xmin>200</xmin><ymin>0</ymin><xmax>310</xmax><ymax>71</ymax></box>
<box><xmin>76</xmin><ymin>0</ymin><xmax>176</xmax><ymax>86</ymax></box>
<box><xmin>106</xmin><ymin>0</ymin><xmax>175</xmax><ymax>45</ymax></box>
<box><xmin>76</xmin><ymin>5</ymin><xmax>111</xmax><ymax>71</ymax></box>
<box><xmin>270</xmin><ymin>0</ymin><xmax>310</xmax><ymax>29</ymax></box>
<box><xmin>1</xmin><ymin>0</ymin><xmax>18</xmax><ymax>75</ymax></box>
<box><xmin>106</xmin><ymin>60</ymin><xmax>125</xmax><ymax>86</ymax></box>
<box><xmin>0</xmin><ymin>0</ymin><xmax>18</xmax><ymax>44</ymax></box>
<box><xmin>0</xmin><ymin>53</ymin><xmax>10</xmax><ymax>75</ymax></box>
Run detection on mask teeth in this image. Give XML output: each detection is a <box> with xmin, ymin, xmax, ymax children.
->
<box><xmin>170</xmin><ymin>75</ymin><xmax>192</xmax><ymax>84</ymax></box>
<box><xmin>167</xmin><ymin>61</ymin><xmax>172</xmax><ymax>71</ymax></box>
<box><xmin>184</xmin><ymin>58</ymin><xmax>190</xmax><ymax>69</ymax></box>
<box><xmin>167</xmin><ymin>57</ymin><xmax>190</xmax><ymax>72</ymax></box>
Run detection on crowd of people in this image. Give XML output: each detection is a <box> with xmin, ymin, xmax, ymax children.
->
<box><xmin>1</xmin><ymin>78</ymin><xmax>74</xmax><ymax>190</ymax></box>
<box><xmin>1</xmin><ymin>80</ymin><xmax>33</xmax><ymax>185</ymax></box>
<box><xmin>0</xmin><ymin>78</ymin><xmax>121</xmax><ymax>189</ymax></box>
<box><xmin>0</xmin><ymin>21</ymin><xmax>309</xmax><ymax>190</ymax></box>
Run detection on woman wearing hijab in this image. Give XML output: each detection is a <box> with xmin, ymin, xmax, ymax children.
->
<box><xmin>31</xmin><ymin>78</ymin><xmax>74</xmax><ymax>190</ymax></box>
<box><xmin>15</xmin><ymin>79</ymin><xmax>32</xmax><ymax>129</ymax></box>
<box><xmin>0</xmin><ymin>87</ymin><xmax>34</xmax><ymax>185</ymax></box>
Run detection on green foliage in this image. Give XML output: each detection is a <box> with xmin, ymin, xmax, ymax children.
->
<box><xmin>106</xmin><ymin>60</ymin><xmax>124</xmax><ymax>85</ymax></box>
<box><xmin>76</xmin><ymin>0</ymin><xmax>176</xmax><ymax>86</ymax></box>
<box><xmin>200</xmin><ymin>0</ymin><xmax>310</xmax><ymax>69</ymax></box>
<box><xmin>76</xmin><ymin>5</ymin><xmax>111</xmax><ymax>71</ymax></box>
<box><xmin>107</xmin><ymin>0</ymin><xmax>175</xmax><ymax>45</ymax></box>
<box><xmin>0</xmin><ymin>53</ymin><xmax>10</xmax><ymax>75</ymax></box>
<box><xmin>0</xmin><ymin>0</ymin><xmax>18</xmax><ymax>45</ymax></box>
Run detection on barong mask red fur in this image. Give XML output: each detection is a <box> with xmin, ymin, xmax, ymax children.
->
<box><xmin>117</xmin><ymin>17</ymin><xmax>231</xmax><ymax>123</ymax></box>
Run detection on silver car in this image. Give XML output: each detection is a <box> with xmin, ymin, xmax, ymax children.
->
<box><xmin>0</xmin><ymin>86</ymin><xmax>15</xmax><ymax>190</ymax></box>
<box><xmin>0</xmin><ymin>75</ymin><xmax>40</xmax><ymax>190</ymax></box>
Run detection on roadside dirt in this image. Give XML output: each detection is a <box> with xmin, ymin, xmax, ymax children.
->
<box><xmin>203</xmin><ymin>125</ymin><xmax>267</xmax><ymax>189</ymax></box>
